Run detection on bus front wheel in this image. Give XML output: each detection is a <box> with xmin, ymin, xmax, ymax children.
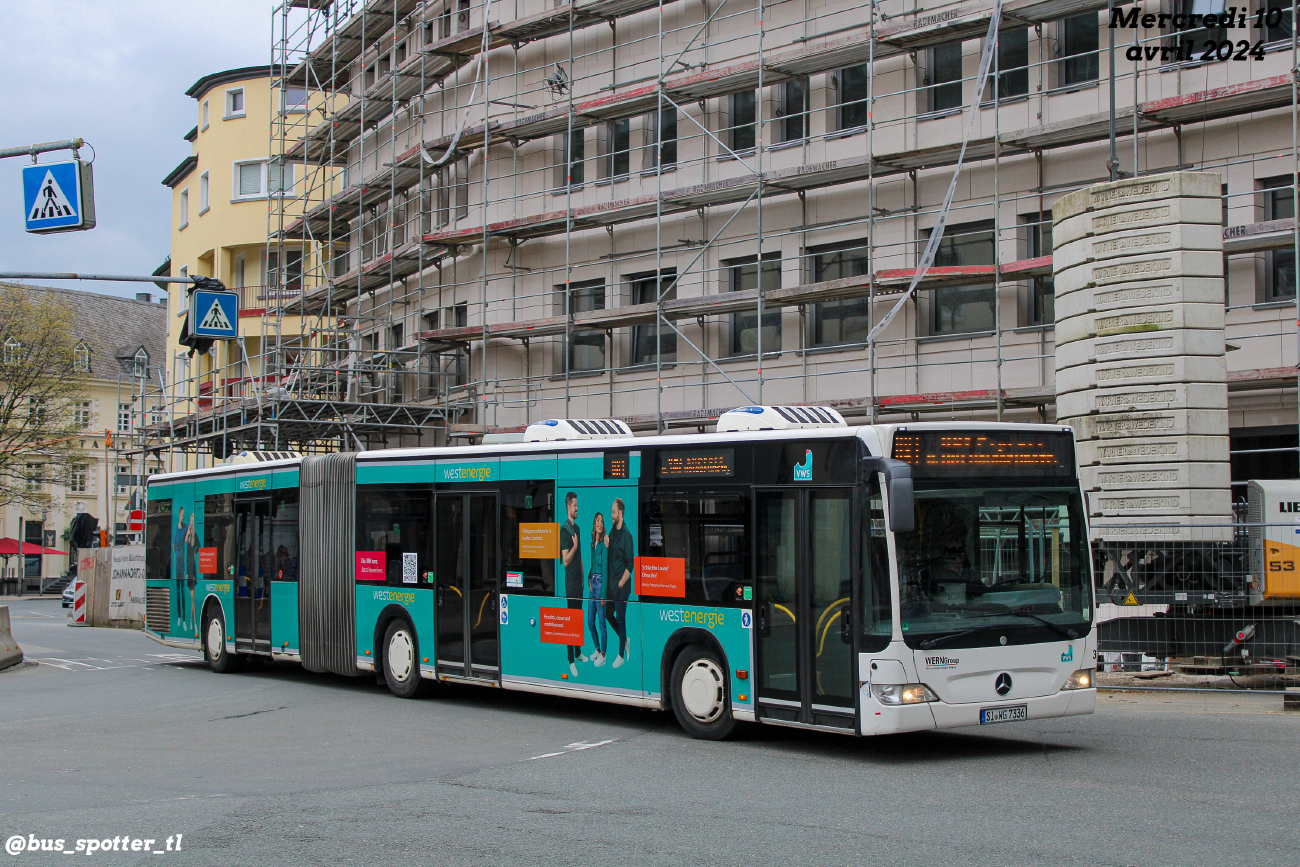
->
<box><xmin>382</xmin><ymin>620</ymin><xmax>423</xmax><ymax>699</ymax></box>
<box><xmin>203</xmin><ymin>606</ymin><xmax>237</xmax><ymax>674</ymax></box>
<box><xmin>670</xmin><ymin>644</ymin><xmax>736</xmax><ymax>740</ymax></box>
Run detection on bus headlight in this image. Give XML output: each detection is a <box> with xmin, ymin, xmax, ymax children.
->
<box><xmin>871</xmin><ymin>683</ymin><xmax>938</xmax><ymax>705</ymax></box>
<box><xmin>1062</xmin><ymin>669</ymin><xmax>1093</xmax><ymax>690</ymax></box>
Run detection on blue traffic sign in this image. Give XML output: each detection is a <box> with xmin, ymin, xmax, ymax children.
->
<box><xmin>190</xmin><ymin>290</ymin><xmax>239</xmax><ymax>339</ymax></box>
<box><xmin>23</xmin><ymin>160</ymin><xmax>95</xmax><ymax>233</ymax></box>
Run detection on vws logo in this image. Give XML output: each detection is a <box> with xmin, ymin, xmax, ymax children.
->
<box><xmin>793</xmin><ymin>450</ymin><xmax>813</xmax><ymax>481</ymax></box>
<box><xmin>1061</xmin><ymin>645</ymin><xmax>1074</xmax><ymax>663</ymax></box>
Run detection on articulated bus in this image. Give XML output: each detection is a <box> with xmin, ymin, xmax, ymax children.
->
<box><xmin>144</xmin><ymin>407</ymin><xmax>1096</xmax><ymax>739</ymax></box>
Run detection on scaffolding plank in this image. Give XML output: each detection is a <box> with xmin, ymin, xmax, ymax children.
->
<box><xmin>1223</xmin><ymin>217</ymin><xmax>1298</xmax><ymax>254</ymax></box>
<box><xmin>1142</xmin><ymin>73</ymin><xmax>1293</xmax><ymax>125</ymax></box>
<box><xmin>876</xmin><ymin>0</ymin><xmax>1110</xmax><ymax>51</ymax></box>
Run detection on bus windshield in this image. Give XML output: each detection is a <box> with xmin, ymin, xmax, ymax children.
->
<box><xmin>894</xmin><ymin>485</ymin><xmax>1091</xmax><ymax>648</ymax></box>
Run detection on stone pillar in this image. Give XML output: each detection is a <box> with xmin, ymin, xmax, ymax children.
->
<box><xmin>1052</xmin><ymin>171</ymin><xmax>1232</xmax><ymax>541</ymax></box>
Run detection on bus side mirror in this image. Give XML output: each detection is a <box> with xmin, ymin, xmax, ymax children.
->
<box><xmin>864</xmin><ymin>456</ymin><xmax>914</xmax><ymax>534</ymax></box>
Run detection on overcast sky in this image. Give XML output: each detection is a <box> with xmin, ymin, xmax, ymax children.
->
<box><xmin>0</xmin><ymin>1</ymin><xmax>272</xmax><ymax>299</ymax></box>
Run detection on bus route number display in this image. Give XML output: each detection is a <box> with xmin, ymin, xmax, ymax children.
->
<box><xmin>891</xmin><ymin>430</ymin><xmax>1074</xmax><ymax>479</ymax></box>
<box><xmin>657</xmin><ymin>448</ymin><xmax>735</xmax><ymax>478</ymax></box>
<box><xmin>604</xmin><ymin>452</ymin><xmax>630</xmax><ymax>479</ymax></box>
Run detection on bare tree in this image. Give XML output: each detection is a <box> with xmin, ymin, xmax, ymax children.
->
<box><xmin>0</xmin><ymin>286</ymin><xmax>89</xmax><ymax>512</ymax></box>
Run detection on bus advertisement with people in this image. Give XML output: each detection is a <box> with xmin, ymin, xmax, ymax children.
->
<box><xmin>143</xmin><ymin>409</ymin><xmax>1096</xmax><ymax>739</ymax></box>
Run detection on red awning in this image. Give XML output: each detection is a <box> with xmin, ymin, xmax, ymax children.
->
<box><xmin>0</xmin><ymin>538</ymin><xmax>68</xmax><ymax>556</ymax></box>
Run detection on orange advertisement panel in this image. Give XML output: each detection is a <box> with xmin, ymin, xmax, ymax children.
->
<box><xmin>635</xmin><ymin>556</ymin><xmax>686</xmax><ymax>598</ymax></box>
<box><xmin>539</xmin><ymin>606</ymin><xmax>584</xmax><ymax>645</ymax></box>
<box><xmin>197</xmin><ymin>548</ymin><xmax>218</xmax><ymax>575</ymax></box>
<box><xmin>519</xmin><ymin>522</ymin><xmax>560</xmax><ymax>559</ymax></box>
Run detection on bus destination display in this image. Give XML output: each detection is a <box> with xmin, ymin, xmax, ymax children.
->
<box><xmin>604</xmin><ymin>452</ymin><xmax>630</xmax><ymax>479</ymax></box>
<box><xmin>891</xmin><ymin>431</ymin><xmax>1074</xmax><ymax>478</ymax></box>
<box><xmin>657</xmin><ymin>448</ymin><xmax>735</xmax><ymax>478</ymax></box>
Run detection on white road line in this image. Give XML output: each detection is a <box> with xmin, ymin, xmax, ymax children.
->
<box><xmin>526</xmin><ymin>738</ymin><xmax>617</xmax><ymax>761</ymax></box>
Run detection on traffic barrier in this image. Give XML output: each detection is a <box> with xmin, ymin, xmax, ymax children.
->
<box><xmin>0</xmin><ymin>606</ymin><xmax>23</xmax><ymax>670</ymax></box>
<box><xmin>68</xmin><ymin>580</ymin><xmax>86</xmax><ymax>627</ymax></box>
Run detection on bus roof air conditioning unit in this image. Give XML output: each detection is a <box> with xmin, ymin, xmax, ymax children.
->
<box><xmin>224</xmin><ymin>450</ymin><xmax>302</xmax><ymax>465</ymax></box>
<box><xmin>716</xmin><ymin>405</ymin><xmax>847</xmax><ymax>432</ymax></box>
<box><xmin>523</xmin><ymin>418</ymin><xmax>634</xmax><ymax>442</ymax></box>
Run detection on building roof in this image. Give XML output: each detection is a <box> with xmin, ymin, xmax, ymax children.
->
<box><xmin>184</xmin><ymin>126</ymin><xmax>198</xmax><ymax>142</ymax></box>
<box><xmin>185</xmin><ymin>66</ymin><xmax>273</xmax><ymax>100</ymax></box>
<box><xmin>162</xmin><ymin>155</ymin><xmax>198</xmax><ymax>189</ymax></box>
<box><xmin>0</xmin><ymin>282</ymin><xmax>168</xmax><ymax>382</ymax></box>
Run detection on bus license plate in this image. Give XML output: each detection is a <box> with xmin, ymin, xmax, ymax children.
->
<box><xmin>980</xmin><ymin>705</ymin><xmax>1027</xmax><ymax>725</ymax></box>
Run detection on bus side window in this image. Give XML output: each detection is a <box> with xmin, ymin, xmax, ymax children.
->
<box><xmin>356</xmin><ymin>486</ymin><xmax>432</xmax><ymax>586</ymax></box>
<box><xmin>146</xmin><ymin>498</ymin><xmax>173</xmax><ymax>583</ymax></box>
<box><xmin>643</xmin><ymin>494</ymin><xmax>749</xmax><ymax>605</ymax></box>
<box><xmin>500</xmin><ymin>481</ymin><xmax>555</xmax><ymax>595</ymax></box>
<box><xmin>205</xmin><ymin>494</ymin><xmax>236</xmax><ymax>582</ymax></box>
<box><xmin>272</xmin><ymin>489</ymin><xmax>299</xmax><ymax>581</ymax></box>
<box><xmin>861</xmin><ymin>483</ymin><xmax>892</xmax><ymax>653</ymax></box>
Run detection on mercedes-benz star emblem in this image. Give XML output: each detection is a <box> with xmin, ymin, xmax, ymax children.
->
<box><xmin>995</xmin><ymin>673</ymin><xmax>1013</xmax><ymax>696</ymax></box>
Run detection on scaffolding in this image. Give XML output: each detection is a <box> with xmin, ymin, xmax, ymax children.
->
<box><xmin>138</xmin><ymin>0</ymin><xmax>1300</xmax><ymax>463</ymax></box>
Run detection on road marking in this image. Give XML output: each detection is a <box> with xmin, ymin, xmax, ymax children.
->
<box><xmin>527</xmin><ymin>738</ymin><xmax>617</xmax><ymax>761</ymax></box>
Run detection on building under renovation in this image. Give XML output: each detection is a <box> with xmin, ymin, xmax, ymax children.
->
<box><xmin>148</xmin><ymin>0</ymin><xmax>1299</xmax><ymax>501</ymax></box>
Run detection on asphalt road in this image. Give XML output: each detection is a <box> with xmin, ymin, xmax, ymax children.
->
<box><xmin>2</xmin><ymin>596</ymin><xmax>1296</xmax><ymax>867</ymax></box>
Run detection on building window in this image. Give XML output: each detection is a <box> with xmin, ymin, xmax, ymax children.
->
<box><xmin>807</xmin><ymin>240</ymin><xmax>871</xmax><ymax>346</ymax></box>
<box><xmin>73</xmin><ymin>342</ymin><xmax>91</xmax><ymax>372</ymax></box>
<box><xmin>728</xmin><ymin>91</ymin><xmax>757</xmax><ymax>152</ymax></box>
<box><xmin>232</xmin><ymin>161</ymin><xmax>290</xmax><ymax>200</ymax></box>
<box><xmin>604</xmin><ymin>118</ymin><xmax>631</xmax><ymax>179</ymax></box>
<box><xmin>268</xmin><ymin>161</ymin><xmax>292</xmax><ymax>196</ymax></box>
<box><xmin>283</xmin><ymin>87</ymin><xmax>308</xmax><ymax>112</ymax></box>
<box><xmin>69</xmin><ymin>465</ymin><xmax>89</xmax><ymax>495</ymax></box>
<box><xmin>728</xmin><ymin>253</ymin><xmax>781</xmax><ymax>355</ymax></box>
<box><xmin>776</xmin><ymin>78</ymin><xmax>807</xmax><ymax>142</ymax></box>
<box><xmin>1024</xmin><ymin>212</ymin><xmax>1055</xmax><ymax>325</ymax></box>
<box><xmin>199</xmin><ymin>171</ymin><xmax>210</xmax><ymax>214</ymax></box>
<box><xmin>117</xmin><ymin>403</ymin><xmax>132</xmax><ymax>432</ymax></box>
<box><xmin>267</xmin><ymin>249</ymin><xmax>304</xmax><ymax>290</ymax></box>
<box><xmin>236</xmin><ymin>161</ymin><xmax>262</xmax><ymax>198</ymax></box>
<box><xmin>1059</xmin><ymin>13</ymin><xmax>1099</xmax><ymax>85</ymax></box>
<box><xmin>1262</xmin><ymin>3</ymin><xmax>1294</xmax><ymax>43</ymax></box>
<box><xmin>929</xmin><ymin>220</ymin><xmax>996</xmax><ymax>335</ymax></box>
<box><xmin>994</xmin><ymin>28</ymin><xmax>1029</xmax><ymax>99</ymax></box>
<box><xmin>643</xmin><ymin>107</ymin><xmax>677</xmax><ymax>169</ymax></box>
<box><xmin>628</xmin><ymin>270</ymin><xmax>677</xmax><ymax>365</ymax></box>
<box><xmin>25</xmin><ymin>463</ymin><xmax>42</xmax><ymax>491</ymax></box>
<box><xmin>179</xmin><ymin>189</ymin><xmax>189</xmax><ymax>228</ymax></box>
<box><xmin>225</xmin><ymin>87</ymin><xmax>245</xmax><ymax>118</ymax></box>
<box><xmin>562</xmin><ymin>280</ymin><xmax>605</xmax><ymax>373</ymax></box>
<box><xmin>837</xmin><ymin>64</ymin><xmax>869</xmax><ymax>130</ymax></box>
<box><xmin>74</xmin><ymin>400</ymin><xmax>92</xmax><ymax>427</ymax></box>
<box><xmin>555</xmin><ymin>128</ymin><xmax>585</xmax><ymax>188</ymax></box>
<box><xmin>1262</xmin><ymin>175</ymin><xmax>1296</xmax><ymax>302</ymax></box>
<box><xmin>132</xmin><ymin>348</ymin><xmax>149</xmax><ymax>379</ymax></box>
<box><xmin>928</xmin><ymin>42</ymin><xmax>964</xmax><ymax>112</ymax></box>
<box><xmin>201</xmin><ymin>100</ymin><xmax>209</xmax><ymax>130</ymax></box>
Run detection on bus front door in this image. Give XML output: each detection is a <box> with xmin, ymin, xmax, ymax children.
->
<box><xmin>754</xmin><ymin>488</ymin><xmax>856</xmax><ymax>729</ymax></box>
<box><xmin>233</xmin><ymin>497</ymin><xmax>273</xmax><ymax>654</ymax></box>
<box><xmin>434</xmin><ymin>493</ymin><xmax>500</xmax><ymax>679</ymax></box>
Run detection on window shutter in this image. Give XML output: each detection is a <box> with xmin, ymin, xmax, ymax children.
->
<box><xmin>239</xmin><ymin>162</ymin><xmax>263</xmax><ymax>196</ymax></box>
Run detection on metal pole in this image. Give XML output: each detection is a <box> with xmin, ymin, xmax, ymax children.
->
<box><xmin>0</xmin><ymin>272</ymin><xmax>197</xmax><ymax>285</ymax></box>
<box><xmin>1106</xmin><ymin>0</ymin><xmax>1119</xmax><ymax>181</ymax></box>
<box><xmin>0</xmin><ymin>139</ymin><xmax>85</xmax><ymax>161</ymax></box>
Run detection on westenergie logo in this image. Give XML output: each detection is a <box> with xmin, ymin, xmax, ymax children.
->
<box><xmin>374</xmin><ymin>590</ymin><xmax>416</xmax><ymax>605</ymax></box>
<box><xmin>439</xmin><ymin>465</ymin><xmax>494</xmax><ymax>482</ymax></box>
<box><xmin>660</xmin><ymin>609</ymin><xmax>724</xmax><ymax>628</ymax></box>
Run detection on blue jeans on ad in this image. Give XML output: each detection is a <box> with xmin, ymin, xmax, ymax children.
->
<box><xmin>586</xmin><ymin>572</ymin><xmax>606</xmax><ymax>656</ymax></box>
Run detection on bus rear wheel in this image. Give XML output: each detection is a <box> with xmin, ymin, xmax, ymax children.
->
<box><xmin>203</xmin><ymin>606</ymin><xmax>237</xmax><ymax>674</ymax></box>
<box><xmin>670</xmin><ymin>645</ymin><xmax>736</xmax><ymax>740</ymax></box>
<box><xmin>382</xmin><ymin>620</ymin><xmax>423</xmax><ymax>698</ymax></box>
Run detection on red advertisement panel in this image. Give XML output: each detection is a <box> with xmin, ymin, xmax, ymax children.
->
<box><xmin>635</xmin><ymin>556</ymin><xmax>686</xmax><ymax>597</ymax></box>
<box><xmin>539</xmin><ymin>606</ymin><xmax>584</xmax><ymax>645</ymax></box>
<box><xmin>197</xmin><ymin>548</ymin><xmax>218</xmax><ymax>575</ymax></box>
<box><xmin>356</xmin><ymin>551</ymin><xmax>386</xmax><ymax>582</ymax></box>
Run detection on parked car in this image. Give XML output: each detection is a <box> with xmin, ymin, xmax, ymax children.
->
<box><xmin>62</xmin><ymin>582</ymin><xmax>77</xmax><ymax>608</ymax></box>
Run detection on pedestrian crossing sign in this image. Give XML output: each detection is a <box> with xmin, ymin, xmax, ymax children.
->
<box><xmin>190</xmin><ymin>290</ymin><xmax>239</xmax><ymax>339</ymax></box>
<box><xmin>22</xmin><ymin>160</ymin><xmax>96</xmax><ymax>233</ymax></box>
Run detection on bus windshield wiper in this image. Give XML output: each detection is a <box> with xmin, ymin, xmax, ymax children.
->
<box><xmin>918</xmin><ymin>629</ymin><xmax>981</xmax><ymax>650</ymax></box>
<box><xmin>1008</xmin><ymin>610</ymin><xmax>1078</xmax><ymax>640</ymax></box>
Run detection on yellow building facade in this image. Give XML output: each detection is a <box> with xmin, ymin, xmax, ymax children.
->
<box><xmin>162</xmin><ymin>66</ymin><xmax>327</xmax><ymax>461</ymax></box>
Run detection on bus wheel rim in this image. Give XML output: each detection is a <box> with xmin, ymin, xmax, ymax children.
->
<box><xmin>681</xmin><ymin>659</ymin><xmax>724</xmax><ymax>723</ymax></box>
<box><xmin>388</xmin><ymin>630</ymin><xmax>414</xmax><ymax>682</ymax></box>
<box><xmin>207</xmin><ymin>618</ymin><xmax>223</xmax><ymax>659</ymax></box>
